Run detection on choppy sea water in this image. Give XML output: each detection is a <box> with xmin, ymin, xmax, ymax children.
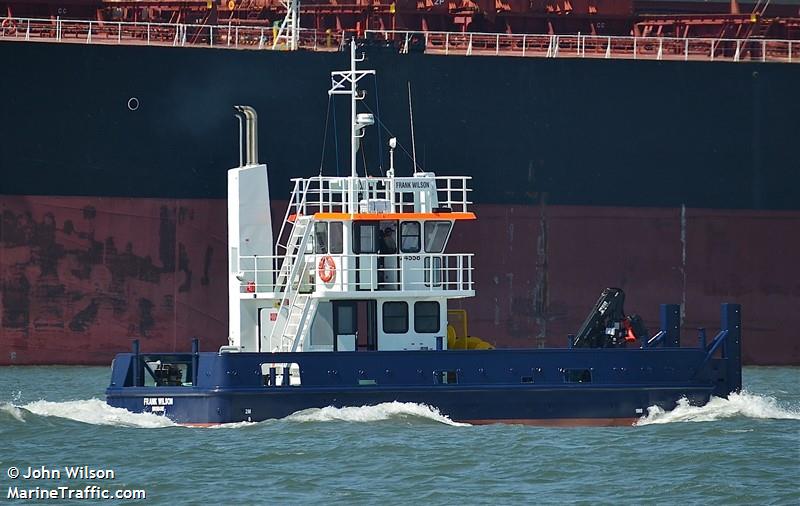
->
<box><xmin>1</xmin><ymin>366</ymin><xmax>798</xmax><ymax>505</ymax></box>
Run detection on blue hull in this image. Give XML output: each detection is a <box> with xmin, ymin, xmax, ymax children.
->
<box><xmin>107</xmin><ymin>383</ymin><xmax>714</xmax><ymax>426</ymax></box>
<box><xmin>106</xmin><ymin>304</ymin><xmax>741</xmax><ymax>425</ymax></box>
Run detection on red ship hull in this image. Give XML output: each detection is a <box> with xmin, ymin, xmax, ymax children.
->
<box><xmin>2</xmin><ymin>195</ymin><xmax>796</xmax><ymax>365</ymax></box>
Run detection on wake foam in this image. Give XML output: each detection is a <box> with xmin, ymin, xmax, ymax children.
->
<box><xmin>636</xmin><ymin>391</ymin><xmax>800</xmax><ymax>426</ymax></box>
<box><xmin>286</xmin><ymin>401</ymin><xmax>469</xmax><ymax>426</ymax></box>
<box><xmin>0</xmin><ymin>403</ymin><xmax>27</xmax><ymax>422</ymax></box>
<box><xmin>6</xmin><ymin>399</ymin><xmax>176</xmax><ymax>428</ymax></box>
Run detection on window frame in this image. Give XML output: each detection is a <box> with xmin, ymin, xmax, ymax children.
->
<box><xmin>329</xmin><ymin>222</ymin><xmax>343</xmax><ymax>254</ymax></box>
<box><xmin>314</xmin><ymin>222</ymin><xmax>328</xmax><ymax>254</ymax></box>
<box><xmin>414</xmin><ymin>301</ymin><xmax>440</xmax><ymax>333</ymax></box>
<box><xmin>382</xmin><ymin>301</ymin><xmax>409</xmax><ymax>334</ymax></box>
<box><xmin>353</xmin><ymin>222</ymin><xmax>379</xmax><ymax>254</ymax></box>
<box><xmin>423</xmin><ymin>221</ymin><xmax>452</xmax><ymax>253</ymax></box>
<box><xmin>400</xmin><ymin>221</ymin><xmax>421</xmax><ymax>253</ymax></box>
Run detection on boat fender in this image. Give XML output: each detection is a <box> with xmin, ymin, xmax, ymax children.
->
<box><xmin>318</xmin><ymin>255</ymin><xmax>336</xmax><ymax>283</ymax></box>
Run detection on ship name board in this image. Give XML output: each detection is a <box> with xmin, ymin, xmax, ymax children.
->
<box><xmin>395</xmin><ymin>180</ymin><xmax>433</xmax><ymax>190</ymax></box>
<box><xmin>143</xmin><ymin>397</ymin><xmax>174</xmax><ymax>406</ymax></box>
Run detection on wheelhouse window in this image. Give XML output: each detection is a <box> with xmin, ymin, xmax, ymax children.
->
<box><xmin>400</xmin><ymin>221</ymin><xmax>421</xmax><ymax>253</ymax></box>
<box><xmin>315</xmin><ymin>222</ymin><xmax>343</xmax><ymax>254</ymax></box>
<box><xmin>329</xmin><ymin>222</ymin><xmax>343</xmax><ymax>254</ymax></box>
<box><xmin>424</xmin><ymin>221</ymin><xmax>452</xmax><ymax>253</ymax></box>
<box><xmin>314</xmin><ymin>222</ymin><xmax>328</xmax><ymax>254</ymax></box>
<box><xmin>353</xmin><ymin>222</ymin><xmax>379</xmax><ymax>254</ymax></box>
<box><xmin>383</xmin><ymin>302</ymin><xmax>408</xmax><ymax>334</ymax></box>
<box><xmin>414</xmin><ymin>301</ymin><xmax>440</xmax><ymax>333</ymax></box>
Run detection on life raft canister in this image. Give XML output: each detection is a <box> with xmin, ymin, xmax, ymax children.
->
<box><xmin>318</xmin><ymin>255</ymin><xmax>335</xmax><ymax>283</ymax></box>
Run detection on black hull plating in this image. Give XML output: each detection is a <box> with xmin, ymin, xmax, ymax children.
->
<box><xmin>1</xmin><ymin>41</ymin><xmax>799</xmax><ymax>210</ymax></box>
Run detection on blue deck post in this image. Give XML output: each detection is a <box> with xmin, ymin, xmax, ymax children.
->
<box><xmin>191</xmin><ymin>338</ymin><xmax>199</xmax><ymax>386</ymax></box>
<box><xmin>660</xmin><ymin>304</ymin><xmax>680</xmax><ymax>347</ymax></box>
<box><xmin>132</xmin><ymin>339</ymin><xmax>140</xmax><ymax>387</ymax></box>
<box><xmin>721</xmin><ymin>304</ymin><xmax>742</xmax><ymax>393</ymax></box>
<box><xmin>567</xmin><ymin>334</ymin><xmax>575</xmax><ymax>349</ymax></box>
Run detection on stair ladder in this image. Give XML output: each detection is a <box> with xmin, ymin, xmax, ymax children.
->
<box><xmin>267</xmin><ymin>215</ymin><xmax>317</xmax><ymax>353</ymax></box>
<box><xmin>272</xmin><ymin>0</ymin><xmax>300</xmax><ymax>50</ymax></box>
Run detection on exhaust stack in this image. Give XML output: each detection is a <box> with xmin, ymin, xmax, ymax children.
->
<box><xmin>234</xmin><ymin>105</ymin><xmax>259</xmax><ymax>166</ymax></box>
<box><xmin>228</xmin><ymin>106</ymin><xmax>272</xmax><ymax>352</ymax></box>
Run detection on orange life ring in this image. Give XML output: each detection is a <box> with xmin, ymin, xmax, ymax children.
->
<box><xmin>318</xmin><ymin>255</ymin><xmax>335</xmax><ymax>283</ymax></box>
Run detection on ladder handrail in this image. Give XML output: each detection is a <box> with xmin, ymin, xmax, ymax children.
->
<box><xmin>267</xmin><ymin>217</ymin><xmax>315</xmax><ymax>350</ymax></box>
<box><xmin>276</xmin><ymin>179</ymin><xmax>313</xmax><ymax>255</ymax></box>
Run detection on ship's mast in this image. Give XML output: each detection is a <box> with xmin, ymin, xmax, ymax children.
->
<box><xmin>329</xmin><ymin>41</ymin><xmax>375</xmax><ymax>212</ymax></box>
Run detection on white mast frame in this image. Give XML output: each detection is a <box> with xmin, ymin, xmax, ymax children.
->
<box><xmin>329</xmin><ymin>41</ymin><xmax>375</xmax><ymax>213</ymax></box>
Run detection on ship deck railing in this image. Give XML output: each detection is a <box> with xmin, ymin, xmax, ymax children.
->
<box><xmin>1</xmin><ymin>16</ymin><xmax>796</xmax><ymax>64</ymax></box>
<box><xmin>286</xmin><ymin>175</ymin><xmax>473</xmax><ymax>217</ymax></box>
<box><xmin>238</xmin><ymin>252</ymin><xmax>474</xmax><ymax>297</ymax></box>
<box><xmin>0</xmin><ymin>16</ymin><xmax>345</xmax><ymax>51</ymax></box>
<box><xmin>368</xmin><ymin>29</ymin><xmax>797</xmax><ymax>63</ymax></box>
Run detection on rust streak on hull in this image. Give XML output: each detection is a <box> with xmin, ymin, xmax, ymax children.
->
<box><xmin>2</xmin><ymin>195</ymin><xmax>798</xmax><ymax>365</ymax></box>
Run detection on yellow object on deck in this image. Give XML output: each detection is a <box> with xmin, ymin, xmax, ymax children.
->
<box><xmin>446</xmin><ymin>311</ymin><xmax>494</xmax><ymax>350</ymax></box>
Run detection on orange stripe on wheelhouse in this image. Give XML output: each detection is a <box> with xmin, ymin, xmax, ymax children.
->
<box><xmin>313</xmin><ymin>212</ymin><xmax>476</xmax><ymax>221</ymax></box>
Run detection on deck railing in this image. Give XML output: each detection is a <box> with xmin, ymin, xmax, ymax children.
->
<box><xmin>366</xmin><ymin>29</ymin><xmax>797</xmax><ymax>63</ymax></box>
<box><xmin>1</xmin><ymin>16</ymin><xmax>796</xmax><ymax>63</ymax></box>
<box><xmin>0</xmin><ymin>16</ymin><xmax>343</xmax><ymax>51</ymax></box>
<box><xmin>239</xmin><ymin>252</ymin><xmax>475</xmax><ymax>295</ymax></box>
<box><xmin>286</xmin><ymin>175</ymin><xmax>473</xmax><ymax>217</ymax></box>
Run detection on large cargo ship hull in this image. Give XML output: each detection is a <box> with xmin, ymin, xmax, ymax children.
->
<box><xmin>1</xmin><ymin>41</ymin><xmax>798</xmax><ymax>365</ymax></box>
<box><xmin>2</xmin><ymin>195</ymin><xmax>796</xmax><ymax>365</ymax></box>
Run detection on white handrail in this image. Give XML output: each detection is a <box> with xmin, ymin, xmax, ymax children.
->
<box><xmin>365</xmin><ymin>29</ymin><xmax>797</xmax><ymax>64</ymax></box>
<box><xmin>0</xmin><ymin>17</ymin><xmax>795</xmax><ymax>63</ymax></box>
<box><xmin>280</xmin><ymin>175</ymin><xmax>473</xmax><ymax>217</ymax></box>
<box><xmin>239</xmin><ymin>252</ymin><xmax>475</xmax><ymax>295</ymax></box>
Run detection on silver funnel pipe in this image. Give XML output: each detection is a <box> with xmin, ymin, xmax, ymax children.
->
<box><xmin>234</xmin><ymin>105</ymin><xmax>258</xmax><ymax>166</ymax></box>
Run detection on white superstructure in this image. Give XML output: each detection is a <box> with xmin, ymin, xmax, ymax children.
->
<box><xmin>226</xmin><ymin>42</ymin><xmax>475</xmax><ymax>356</ymax></box>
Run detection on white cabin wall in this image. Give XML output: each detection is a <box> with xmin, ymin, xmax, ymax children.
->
<box><xmin>377</xmin><ymin>297</ymin><xmax>447</xmax><ymax>351</ymax></box>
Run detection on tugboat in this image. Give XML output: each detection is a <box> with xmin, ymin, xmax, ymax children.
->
<box><xmin>106</xmin><ymin>42</ymin><xmax>742</xmax><ymax>426</ymax></box>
